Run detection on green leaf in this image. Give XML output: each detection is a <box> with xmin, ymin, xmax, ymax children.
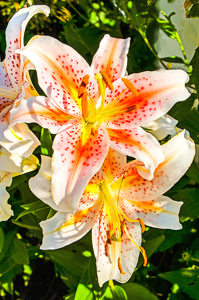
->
<box><xmin>173</xmin><ymin>188</ymin><xmax>199</xmax><ymax>219</ymax></box>
<box><xmin>144</xmin><ymin>219</ymin><xmax>195</xmax><ymax>252</ymax></box>
<box><xmin>88</xmin><ymin>255</ymin><xmax>100</xmax><ymax>293</ymax></box>
<box><xmin>62</xmin><ymin>25</ymin><xmax>105</xmax><ymax>63</ymax></box>
<box><xmin>16</xmin><ymin>200</ymin><xmax>49</xmax><ymax>221</ymax></box>
<box><xmin>189</xmin><ymin>3</ymin><xmax>199</xmax><ymax>18</ymax></box>
<box><xmin>159</xmin><ymin>268</ymin><xmax>199</xmax><ymax>300</ymax></box>
<box><xmin>40</xmin><ymin>128</ymin><xmax>53</xmax><ymax>157</ymax></box>
<box><xmin>169</xmin><ymin>95</ymin><xmax>195</xmax><ymax>121</ymax></box>
<box><xmin>2</xmin><ymin>282</ymin><xmax>14</xmax><ymax>295</ymax></box>
<box><xmin>156</xmin><ymin>13</ymin><xmax>177</xmax><ymax>40</ymax></box>
<box><xmin>122</xmin><ymin>282</ymin><xmax>159</xmax><ymax>300</ymax></box>
<box><xmin>47</xmin><ymin>249</ymin><xmax>89</xmax><ymax>290</ymax></box>
<box><xmin>137</xmin><ymin>235</ymin><xmax>165</xmax><ymax>268</ymax></box>
<box><xmin>102</xmin><ymin>285</ymin><xmax>127</xmax><ymax>300</ymax></box>
<box><xmin>74</xmin><ymin>269</ymin><xmax>93</xmax><ymax>300</ymax></box>
<box><xmin>111</xmin><ymin>286</ymin><xmax>127</xmax><ymax>300</ymax></box>
<box><xmin>161</xmin><ymin>56</ymin><xmax>184</xmax><ymax>64</ymax></box>
<box><xmin>0</xmin><ymin>227</ymin><xmax>4</xmax><ymax>253</ymax></box>
<box><xmin>0</xmin><ymin>231</ymin><xmax>17</xmax><ymax>262</ymax></box>
<box><xmin>186</xmin><ymin>162</ymin><xmax>199</xmax><ymax>184</ymax></box>
<box><xmin>190</xmin><ymin>47</ymin><xmax>199</xmax><ymax>96</ymax></box>
<box><xmin>47</xmin><ymin>249</ymin><xmax>88</xmax><ymax>277</ymax></box>
<box><xmin>12</xmin><ymin>238</ymin><xmax>29</xmax><ymax>265</ymax></box>
<box><xmin>0</xmin><ymin>257</ymin><xmax>17</xmax><ymax>277</ymax></box>
<box><xmin>64</xmin><ymin>292</ymin><xmax>75</xmax><ymax>300</ymax></box>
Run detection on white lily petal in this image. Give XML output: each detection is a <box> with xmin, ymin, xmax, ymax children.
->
<box><xmin>3</xmin><ymin>123</ymin><xmax>40</xmax><ymax>157</ymax></box>
<box><xmin>143</xmin><ymin>114</ymin><xmax>178</xmax><ymax>140</ymax></box>
<box><xmin>29</xmin><ymin>155</ymin><xmax>66</xmax><ymax>212</ymax></box>
<box><xmin>0</xmin><ymin>146</ymin><xmax>22</xmax><ymax>173</ymax></box>
<box><xmin>0</xmin><ymin>171</ymin><xmax>13</xmax><ymax>221</ymax></box>
<box><xmin>40</xmin><ymin>201</ymin><xmax>101</xmax><ymax>250</ymax></box>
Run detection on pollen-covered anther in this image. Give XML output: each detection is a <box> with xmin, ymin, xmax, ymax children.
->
<box><xmin>137</xmin><ymin>218</ymin><xmax>145</xmax><ymax>233</ymax></box>
<box><xmin>118</xmin><ymin>257</ymin><xmax>126</xmax><ymax>275</ymax></box>
<box><xmin>121</xmin><ymin>77</ymin><xmax>139</xmax><ymax>96</ymax></box>
<box><xmin>105</xmin><ymin>231</ymin><xmax>112</xmax><ymax>257</ymax></box>
<box><xmin>78</xmin><ymin>74</ymin><xmax>90</xmax><ymax>98</ymax></box>
<box><xmin>126</xmin><ymin>104</ymin><xmax>137</xmax><ymax>113</ymax></box>
<box><xmin>100</xmin><ymin>70</ymin><xmax>114</xmax><ymax>91</ymax></box>
<box><xmin>120</xmin><ymin>220</ymin><xmax>125</xmax><ymax>238</ymax></box>
<box><xmin>81</xmin><ymin>91</ymin><xmax>88</xmax><ymax>119</ymax></box>
<box><xmin>139</xmin><ymin>247</ymin><xmax>147</xmax><ymax>267</ymax></box>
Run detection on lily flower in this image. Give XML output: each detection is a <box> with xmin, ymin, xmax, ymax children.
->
<box><xmin>9</xmin><ymin>34</ymin><xmax>190</xmax><ymax>212</ymax></box>
<box><xmin>143</xmin><ymin>114</ymin><xmax>178</xmax><ymax>140</ymax></box>
<box><xmin>0</xmin><ymin>146</ymin><xmax>39</xmax><ymax>221</ymax></box>
<box><xmin>29</xmin><ymin>130</ymin><xmax>195</xmax><ymax>286</ymax></box>
<box><xmin>0</xmin><ymin>5</ymin><xmax>50</xmax><ymax>157</ymax></box>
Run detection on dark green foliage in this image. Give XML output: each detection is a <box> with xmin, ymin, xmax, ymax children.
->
<box><xmin>0</xmin><ymin>0</ymin><xmax>198</xmax><ymax>299</ymax></box>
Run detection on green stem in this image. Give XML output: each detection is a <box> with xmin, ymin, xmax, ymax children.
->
<box><xmin>175</xmin><ymin>33</ymin><xmax>191</xmax><ymax>73</ymax></box>
<box><xmin>66</xmin><ymin>0</ymin><xmax>89</xmax><ymax>22</ymax></box>
<box><xmin>120</xmin><ymin>0</ymin><xmax>168</xmax><ymax>69</ymax></box>
<box><xmin>11</xmin><ymin>219</ymin><xmax>41</xmax><ymax>231</ymax></box>
<box><xmin>186</xmin><ymin>84</ymin><xmax>196</xmax><ymax>91</ymax></box>
<box><xmin>109</xmin><ymin>280</ymin><xmax>114</xmax><ymax>290</ymax></box>
<box><xmin>140</xmin><ymin>32</ymin><xmax>168</xmax><ymax>69</ymax></box>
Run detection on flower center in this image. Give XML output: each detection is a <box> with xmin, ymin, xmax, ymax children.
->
<box><xmin>78</xmin><ymin>71</ymin><xmax>139</xmax><ymax>126</ymax></box>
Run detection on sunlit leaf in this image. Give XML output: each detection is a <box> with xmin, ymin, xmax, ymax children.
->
<box><xmin>40</xmin><ymin>128</ymin><xmax>53</xmax><ymax>157</ymax></box>
<box><xmin>159</xmin><ymin>268</ymin><xmax>199</xmax><ymax>300</ymax></box>
<box><xmin>122</xmin><ymin>282</ymin><xmax>159</xmax><ymax>300</ymax></box>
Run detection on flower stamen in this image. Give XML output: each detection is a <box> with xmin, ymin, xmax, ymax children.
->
<box><xmin>124</xmin><ymin>226</ymin><xmax>148</xmax><ymax>267</ymax></box>
<box><xmin>139</xmin><ymin>247</ymin><xmax>148</xmax><ymax>266</ymax></box>
<box><xmin>100</xmin><ymin>70</ymin><xmax>114</xmax><ymax>91</ymax></box>
<box><xmin>81</xmin><ymin>91</ymin><xmax>88</xmax><ymax>119</ymax></box>
<box><xmin>118</xmin><ymin>257</ymin><xmax>126</xmax><ymax>275</ymax></box>
<box><xmin>121</xmin><ymin>78</ymin><xmax>139</xmax><ymax>96</ymax></box>
<box><xmin>78</xmin><ymin>74</ymin><xmax>90</xmax><ymax>98</ymax></box>
<box><xmin>137</xmin><ymin>218</ymin><xmax>145</xmax><ymax>233</ymax></box>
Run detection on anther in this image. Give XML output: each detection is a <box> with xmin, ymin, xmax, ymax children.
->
<box><xmin>105</xmin><ymin>231</ymin><xmax>112</xmax><ymax>257</ymax></box>
<box><xmin>120</xmin><ymin>220</ymin><xmax>125</xmax><ymax>239</ymax></box>
<box><xmin>100</xmin><ymin>70</ymin><xmax>114</xmax><ymax>90</ymax></box>
<box><xmin>139</xmin><ymin>247</ymin><xmax>147</xmax><ymax>266</ymax></box>
<box><xmin>126</xmin><ymin>104</ymin><xmax>137</xmax><ymax>113</ymax></box>
<box><xmin>81</xmin><ymin>91</ymin><xmax>88</xmax><ymax>119</ymax></box>
<box><xmin>121</xmin><ymin>78</ymin><xmax>139</xmax><ymax>96</ymax></box>
<box><xmin>78</xmin><ymin>74</ymin><xmax>90</xmax><ymax>98</ymax></box>
<box><xmin>118</xmin><ymin>257</ymin><xmax>126</xmax><ymax>275</ymax></box>
<box><xmin>137</xmin><ymin>218</ymin><xmax>145</xmax><ymax>233</ymax></box>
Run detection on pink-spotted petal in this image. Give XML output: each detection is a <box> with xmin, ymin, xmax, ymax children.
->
<box><xmin>52</xmin><ymin>121</ymin><xmax>109</xmax><ymax>212</ymax></box>
<box><xmin>92</xmin><ymin>204</ymin><xmax>119</xmax><ymax>286</ymax></box>
<box><xmin>40</xmin><ymin>201</ymin><xmax>101</xmax><ymax>250</ymax></box>
<box><xmin>29</xmin><ymin>155</ymin><xmax>66</xmax><ymax>212</ymax></box>
<box><xmin>0</xmin><ymin>171</ymin><xmax>13</xmax><ymax>221</ymax></box>
<box><xmin>107</xmin><ymin>127</ymin><xmax>164</xmax><ymax>180</ymax></box>
<box><xmin>5</xmin><ymin>5</ymin><xmax>50</xmax><ymax>92</ymax></box>
<box><xmin>120</xmin><ymin>196</ymin><xmax>183</xmax><ymax>230</ymax></box>
<box><xmin>91</xmin><ymin>34</ymin><xmax>130</xmax><ymax>83</ymax></box>
<box><xmin>0</xmin><ymin>62</ymin><xmax>15</xmax><ymax>112</ymax></box>
<box><xmin>9</xmin><ymin>96</ymin><xmax>68</xmax><ymax>134</ymax></box>
<box><xmin>92</xmin><ymin>205</ymin><xmax>141</xmax><ymax>286</ymax></box>
<box><xmin>104</xmin><ymin>70</ymin><xmax>190</xmax><ymax>129</ymax></box>
<box><xmin>101</xmin><ymin>148</ymin><xmax>126</xmax><ymax>176</ymax></box>
<box><xmin>113</xmin><ymin>130</ymin><xmax>195</xmax><ymax>201</ymax></box>
<box><xmin>119</xmin><ymin>221</ymin><xmax>142</xmax><ymax>283</ymax></box>
<box><xmin>19</xmin><ymin>36</ymin><xmax>98</xmax><ymax>115</ymax></box>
